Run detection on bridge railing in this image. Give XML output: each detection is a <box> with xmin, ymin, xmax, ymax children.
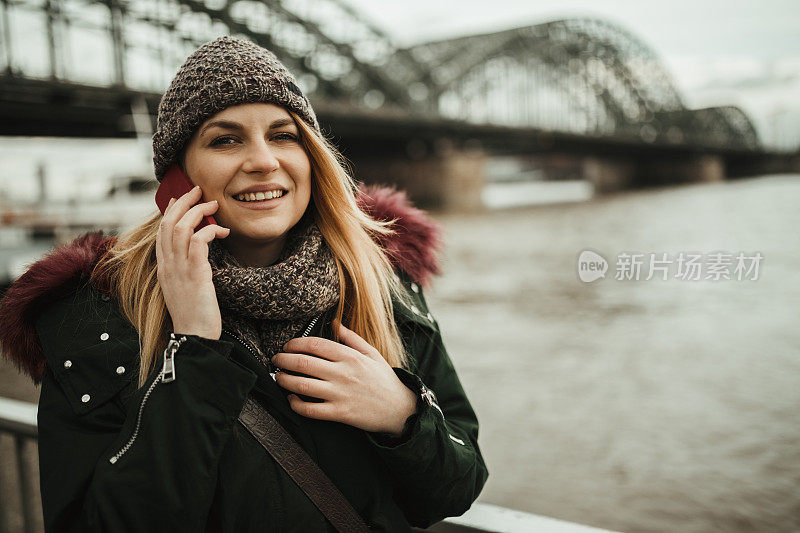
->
<box><xmin>0</xmin><ymin>397</ymin><xmax>613</xmax><ymax>533</ymax></box>
<box><xmin>0</xmin><ymin>397</ymin><xmax>40</xmax><ymax>533</ymax></box>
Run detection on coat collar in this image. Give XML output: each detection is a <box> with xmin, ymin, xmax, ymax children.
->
<box><xmin>0</xmin><ymin>183</ymin><xmax>443</xmax><ymax>385</ymax></box>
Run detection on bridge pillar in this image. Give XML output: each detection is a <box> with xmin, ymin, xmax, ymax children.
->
<box><xmin>351</xmin><ymin>139</ymin><xmax>487</xmax><ymax>212</ymax></box>
<box><xmin>582</xmin><ymin>157</ymin><xmax>636</xmax><ymax>193</ymax></box>
<box><xmin>584</xmin><ymin>154</ymin><xmax>726</xmax><ymax>193</ymax></box>
<box><xmin>672</xmin><ymin>154</ymin><xmax>725</xmax><ymax>183</ymax></box>
<box><xmin>640</xmin><ymin>154</ymin><xmax>726</xmax><ymax>186</ymax></box>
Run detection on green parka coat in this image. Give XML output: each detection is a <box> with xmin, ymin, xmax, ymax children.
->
<box><xmin>0</xmin><ymin>185</ymin><xmax>488</xmax><ymax>532</ymax></box>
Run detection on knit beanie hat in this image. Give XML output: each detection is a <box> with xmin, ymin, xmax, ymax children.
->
<box><xmin>152</xmin><ymin>36</ymin><xmax>321</xmax><ymax>182</ymax></box>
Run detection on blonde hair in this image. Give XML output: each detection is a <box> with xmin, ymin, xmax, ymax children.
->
<box><xmin>91</xmin><ymin>109</ymin><xmax>415</xmax><ymax>388</ymax></box>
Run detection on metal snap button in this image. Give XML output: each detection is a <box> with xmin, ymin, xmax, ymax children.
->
<box><xmin>411</xmin><ymin>305</ymin><xmax>420</xmax><ymax>315</ymax></box>
<box><xmin>63</xmin><ymin>360</ymin><xmax>72</xmax><ymax>369</ymax></box>
<box><xmin>116</xmin><ymin>366</ymin><xmax>125</xmax><ymax>375</ymax></box>
<box><xmin>426</xmin><ymin>312</ymin><xmax>433</xmax><ymax>321</ymax></box>
<box><xmin>100</xmin><ymin>333</ymin><xmax>109</xmax><ymax>341</ymax></box>
<box><xmin>410</xmin><ymin>282</ymin><xmax>419</xmax><ymax>293</ymax></box>
<box><xmin>81</xmin><ymin>394</ymin><xmax>91</xmax><ymax>403</ymax></box>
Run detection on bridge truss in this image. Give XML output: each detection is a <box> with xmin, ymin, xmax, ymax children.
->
<box><xmin>0</xmin><ymin>0</ymin><xmax>760</xmax><ymax>149</ymax></box>
<box><xmin>406</xmin><ymin>18</ymin><xmax>759</xmax><ymax>149</ymax></box>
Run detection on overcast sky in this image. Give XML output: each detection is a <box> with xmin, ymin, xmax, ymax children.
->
<box><xmin>346</xmin><ymin>0</ymin><xmax>800</xmax><ymax>148</ymax></box>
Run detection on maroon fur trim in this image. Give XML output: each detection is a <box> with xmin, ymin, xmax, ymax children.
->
<box><xmin>0</xmin><ymin>184</ymin><xmax>443</xmax><ymax>383</ymax></box>
<box><xmin>0</xmin><ymin>231</ymin><xmax>113</xmax><ymax>384</ymax></box>
<box><xmin>356</xmin><ymin>183</ymin><xmax>443</xmax><ymax>287</ymax></box>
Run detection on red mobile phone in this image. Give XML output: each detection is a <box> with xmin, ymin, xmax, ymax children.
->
<box><xmin>155</xmin><ymin>164</ymin><xmax>217</xmax><ymax>230</ymax></box>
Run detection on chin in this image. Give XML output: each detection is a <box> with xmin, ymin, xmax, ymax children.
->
<box><xmin>241</xmin><ymin>224</ymin><xmax>291</xmax><ymax>242</ymax></box>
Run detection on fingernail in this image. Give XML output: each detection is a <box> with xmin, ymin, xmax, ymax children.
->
<box><xmin>193</xmin><ymin>185</ymin><xmax>200</xmax><ymax>191</ymax></box>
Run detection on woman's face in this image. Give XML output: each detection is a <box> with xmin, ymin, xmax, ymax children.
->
<box><xmin>183</xmin><ymin>102</ymin><xmax>312</xmax><ymax>249</ymax></box>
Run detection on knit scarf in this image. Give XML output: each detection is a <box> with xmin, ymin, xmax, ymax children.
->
<box><xmin>207</xmin><ymin>216</ymin><xmax>340</xmax><ymax>368</ymax></box>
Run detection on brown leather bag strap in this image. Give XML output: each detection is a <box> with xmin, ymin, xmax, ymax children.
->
<box><xmin>237</xmin><ymin>396</ymin><xmax>372</xmax><ymax>533</ymax></box>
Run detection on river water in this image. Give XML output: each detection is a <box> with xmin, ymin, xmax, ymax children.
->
<box><xmin>426</xmin><ymin>174</ymin><xmax>800</xmax><ymax>532</ymax></box>
<box><xmin>1</xmin><ymin>174</ymin><xmax>798</xmax><ymax>532</ymax></box>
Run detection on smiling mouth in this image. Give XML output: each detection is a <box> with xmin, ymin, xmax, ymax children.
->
<box><xmin>233</xmin><ymin>190</ymin><xmax>287</xmax><ymax>202</ymax></box>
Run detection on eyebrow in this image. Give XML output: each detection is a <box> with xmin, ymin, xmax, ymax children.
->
<box><xmin>200</xmin><ymin>118</ymin><xmax>295</xmax><ymax>137</ymax></box>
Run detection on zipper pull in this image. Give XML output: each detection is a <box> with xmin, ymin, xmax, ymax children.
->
<box><xmin>266</xmin><ymin>358</ymin><xmax>279</xmax><ymax>382</ymax></box>
<box><xmin>420</xmin><ymin>383</ymin><xmax>445</xmax><ymax>420</ymax></box>
<box><xmin>162</xmin><ymin>333</ymin><xmax>186</xmax><ymax>383</ymax></box>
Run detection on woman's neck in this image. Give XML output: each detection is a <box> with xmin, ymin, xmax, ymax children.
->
<box><xmin>223</xmin><ymin>235</ymin><xmax>287</xmax><ymax>267</ymax></box>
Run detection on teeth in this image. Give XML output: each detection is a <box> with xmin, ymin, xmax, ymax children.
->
<box><xmin>235</xmin><ymin>190</ymin><xmax>285</xmax><ymax>202</ymax></box>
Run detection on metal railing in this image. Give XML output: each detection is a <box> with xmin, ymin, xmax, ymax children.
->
<box><xmin>0</xmin><ymin>397</ymin><xmax>614</xmax><ymax>533</ymax></box>
<box><xmin>0</xmin><ymin>397</ymin><xmax>40</xmax><ymax>533</ymax></box>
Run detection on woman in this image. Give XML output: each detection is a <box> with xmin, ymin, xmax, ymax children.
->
<box><xmin>0</xmin><ymin>36</ymin><xmax>488</xmax><ymax>532</ymax></box>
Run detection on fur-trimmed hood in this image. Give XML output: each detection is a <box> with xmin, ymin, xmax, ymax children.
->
<box><xmin>0</xmin><ymin>183</ymin><xmax>443</xmax><ymax>385</ymax></box>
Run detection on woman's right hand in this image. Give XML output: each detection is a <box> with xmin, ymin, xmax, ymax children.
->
<box><xmin>155</xmin><ymin>185</ymin><xmax>231</xmax><ymax>340</ymax></box>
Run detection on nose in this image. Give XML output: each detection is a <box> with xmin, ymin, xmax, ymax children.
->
<box><xmin>241</xmin><ymin>139</ymin><xmax>280</xmax><ymax>174</ymax></box>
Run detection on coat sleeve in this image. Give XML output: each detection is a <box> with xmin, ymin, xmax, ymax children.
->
<box><xmin>35</xmin><ymin>324</ymin><xmax>258</xmax><ymax>533</ymax></box>
<box><xmin>363</xmin><ymin>281</ymin><xmax>489</xmax><ymax>528</ymax></box>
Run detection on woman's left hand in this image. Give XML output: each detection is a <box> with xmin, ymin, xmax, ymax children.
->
<box><xmin>272</xmin><ymin>321</ymin><xmax>418</xmax><ymax>436</ymax></box>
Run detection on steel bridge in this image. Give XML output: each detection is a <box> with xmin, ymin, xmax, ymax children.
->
<box><xmin>0</xmin><ymin>0</ymin><xmax>795</xmax><ymax>208</ymax></box>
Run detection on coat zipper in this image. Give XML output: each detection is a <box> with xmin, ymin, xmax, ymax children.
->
<box><xmin>420</xmin><ymin>378</ymin><xmax>465</xmax><ymax>446</ymax></box>
<box><xmin>109</xmin><ymin>333</ymin><xmax>186</xmax><ymax>464</ymax></box>
<box><xmin>108</xmin><ymin>315</ymin><xmax>321</xmax><ymax>465</ymax></box>
<box><xmin>222</xmin><ymin>314</ymin><xmax>321</xmax><ymax>382</ymax></box>
<box><xmin>221</xmin><ymin>315</ymin><xmax>462</xmax><ymax>449</ymax></box>
<box><xmin>420</xmin><ymin>384</ymin><xmax>445</xmax><ymax>420</ymax></box>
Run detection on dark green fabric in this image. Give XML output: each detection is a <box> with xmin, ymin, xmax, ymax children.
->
<box><xmin>33</xmin><ymin>272</ymin><xmax>488</xmax><ymax>532</ymax></box>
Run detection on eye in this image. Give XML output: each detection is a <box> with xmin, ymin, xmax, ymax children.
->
<box><xmin>272</xmin><ymin>132</ymin><xmax>298</xmax><ymax>142</ymax></box>
<box><xmin>209</xmin><ymin>136</ymin><xmax>237</xmax><ymax>147</ymax></box>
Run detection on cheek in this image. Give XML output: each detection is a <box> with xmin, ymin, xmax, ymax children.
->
<box><xmin>293</xmin><ymin>158</ymin><xmax>313</xmax><ymax>193</ymax></box>
<box><xmin>277</xmin><ymin>152</ymin><xmax>311</xmax><ymax>198</ymax></box>
<box><xmin>191</xmin><ymin>159</ymin><xmax>231</xmax><ymax>200</ymax></box>
<box><xmin>297</xmin><ymin>170</ymin><xmax>313</xmax><ymax>207</ymax></box>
